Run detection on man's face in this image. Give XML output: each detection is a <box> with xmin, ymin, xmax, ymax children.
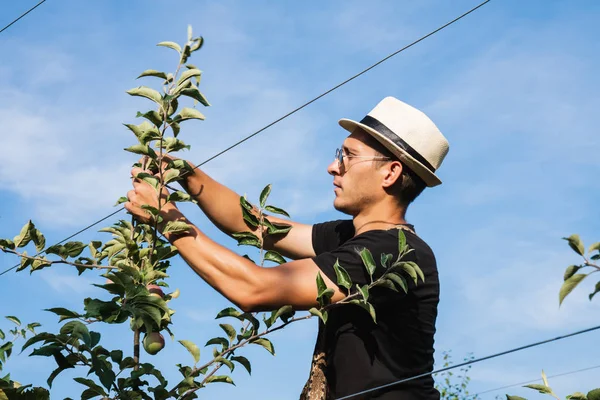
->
<box><xmin>327</xmin><ymin>129</ymin><xmax>388</xmax><ymax>216</ymax></box>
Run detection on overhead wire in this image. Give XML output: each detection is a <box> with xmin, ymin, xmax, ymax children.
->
<box><xmin>337</xmin><ymin>324</ymin><xmax>600</xmax><ymax>399</ymax></box>
<box><xmin>0</xmin><ymin>0</ymin><xmax>493</xmax><ymax>277</ymax></box>
<box><xmin>0</xmin><ymin>0</ymin><xmax>47</xmax><ymax>34</ymax></box>
<box><xmin>468</xmin><ymin>363</ymin><xmax>600</xmax><ymax>398</ymax></box>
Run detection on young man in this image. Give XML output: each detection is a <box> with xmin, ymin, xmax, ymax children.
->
<box><xmin>125</xmin><ymin>97</ymin><xmax>449</xmax><ymax>399</ymax></box>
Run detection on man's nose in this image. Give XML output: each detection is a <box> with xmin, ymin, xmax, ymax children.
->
<box><xmin>327</xmin><ymin>159</ymin><xmax>340</xmax><ymax>176</ymax></box>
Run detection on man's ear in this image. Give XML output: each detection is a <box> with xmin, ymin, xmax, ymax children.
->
<box><xmin>381</xmin><ymin>161</ymin><xmax>403</xmax><ymax>189</ymax></box>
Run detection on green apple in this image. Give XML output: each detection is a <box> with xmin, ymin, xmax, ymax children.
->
<box><xmin>143</xmin><ymin>332</ymin><xmax>165</xmax><ymax>355</ymax></box>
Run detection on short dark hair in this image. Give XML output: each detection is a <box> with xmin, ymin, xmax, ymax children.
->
<box><xmin>361</xmin><ymin>132</ymin><xmax>426</xmax><ymax>207</ymax></box>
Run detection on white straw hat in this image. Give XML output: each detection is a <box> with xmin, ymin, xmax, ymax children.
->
<box><xmin>339</xmin><ymin>97</ymin><xmax>449</xmax><ymax>187</ymax></box>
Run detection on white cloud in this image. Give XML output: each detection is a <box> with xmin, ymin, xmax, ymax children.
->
<box><xmin>41</xmin><ymin>269</ymin><xmax>97</xmax><ymax>294</ymax></box>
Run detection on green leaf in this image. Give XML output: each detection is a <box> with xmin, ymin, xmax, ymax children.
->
<box><xmin>219</xmin><ymin>324</ymin><xmax>236</xmax><ymax>341</ymax></box>
<box><xmin>587</xmin><ymin>389</ymin><xmax>600</xmax><ymax>400</ymax></box>
<box><xmin>163</xmin><ymin>137</ymin><xmax>191</xmax><ymax>153</ymax></box>
<box><xmin>205</xmin><ymin>375</ymin><xmax>234</xmax><ymax>385</ymax></box>
<box><xmin>380</xmin><ymin>253</ymin><xmax>393</xmax><ymax>269</ymax></box>
<box><xmin>157</xmin><ymin>41</ymin><xmax>181</xmax><ymax>53</ymax></box>
<box><xmin>333</xmin><ymin>259</ymin><xmax>352</xmax><ymax>290</ymax></box>
<box><xmin>124</xmin><ymin>144</ymin><xmax>157</xmax><ymax>159</ymax></box>
<box><xmin>232</xmin><ymin>231</ymin><xmax>261</xmax><ymax>248</ymax></box>
<box><xmin>524</xmin><ymin>384</ymin><xmax>553</xmax><ymax>394</ymax></box>
<box><xmin>358</xmin><ymin>248</ymin><xmax>377</xmax><ymax>278</ymax></box>
<box><xmin>259</xmin><ymin>184</ymin><xmax>271</xmax><ymax>208</ymax></box>
<box><xmin>308</xmin><ymin>308</ymin><xmax>328</xmax><ymax>324</ymax></box>
<box><xmin>358</xmin><ymin>284</ymin><xmax>369</xmax><ymax>302</ymax></box>
<box><xmin>241</xmin><ymin>208</ymin><xmax>259</xmax><ymax>228</ymax></box>
<box><xmin>568</xmin><ymin>392</ymin><xmax>587</xmax><ymax>400</ymax></box>
<box><xmin>270</xmin><ymin>305</ymin><xmax>294</xmax><ymax>324</ymax></box>
<box><xmin>506</xmin><ymin>396</ymin><xmax>527</xmax><ymax>400</ymax></box>
<box><xmin>32</xmin><ymin>229</ymin><xmax>46</xmax><ymax>253</ymax></box>
<box><xmin>126</xmin><ymin>86</ymin><xmax>162</xmax><ymax>104</ymax></box>
<box><xmin>397</xmin><ymin>229</ymin><xmax>407</xmax><ymax>254</ymax></box>
<box><xmin>231</xmin><ymin>355</ymin><xmax>251</xmax><ymax>375</ymax></box>
<box><xmin>251</xmin><ymin>338</ymin><xmax>275</xmax><ymax>355</ymax></box>
<box><xmin>136</xmin><ymin>110</ymin><xmax>163</xmax><ymax>127</ymax></box>
<box><xmin>180</xmin><ymin>86</ymin><xmax>211</xmax><ymax>107</ymax></box>
<box><xmin>114</xmin><ymin>196</ymin><xmax>128</xmax><ymax>206</ymax></box>
<box><xmin>589</xmin><ymin>281</ymin><xmax>600</xmax><ymax>301</ymax></box>
<box><xmin>178</xmin><ymin>340</ymin><xmax>200</xmax><ymax>364</ymax></box>
<box><xmin>135</xmin><ymin>172</ymin><xmax>160</xmax><ymax>191</ymax></box>
<box><xmin>5</xmin><ymin>317</ymin><xmax>20</xmax><ymax>326</ymax></box>
<box><xmin>387</xmin><ymin>273</ymin><xmax>408</xmax><ymax>293</ymax></box>
<box><xmin>162</xmin><ymin>221</ymin><xmax>192</xmax><ymax>235</ymax></box>
<box><xmin>350</xmin><ymin>300</ymin><xmax>377</xmax><ymax>323</ymax></box>
<box><xmin>316</xmin><ymin>272</ymin><xmax>327</xmax><ymax>294</ymax></box>
<box><xmin>167</xmin><ymin>191</ymin><xmax>193</xmax><ymax>203</ymax></box>
<box><xmin>205</xmin><ymin>337</ymin><xmax>229</xmax><ymax>349</ymax></box>
<box><xmin>173</xmin><ymin>107</ymin><xmax>205</xmax><ymax>122</ymax></box>
<box><xmin>177</xmin><ymin>69</ymin><xmax>202</xmax><ymax>87</ymax></box>
<box><xmin>559</xmin><ymin>273</ymin><xmax>588</xmax><ymax>305</ymax></box>
<box><xmin>13</xmin><ymin>221</ymin><xmax>34</xmax><ymax>248</ymax></box>
<box><xmin>64</xmin><ymin>241</ymin><xmax>87</xmax><ymax>258</ymax></box>
<box><xmin>73</xmin><ymin>377</ymin><xmax>107</xmax><ymax>397</ymax></box>
<box><xmin>564</xmin><ymin>265</ymin><xmax>581</xmax><ymax>281</ymax></box>
<box><xmin>589</xmin><ymin>242</ymin><xmax>600</xmax><ymax>253</ymax></box>
<box><xmin>137</xmin><ymin>69</ymin><xmax>168</xmax><ymax>80</ymax></box>
<box><xmin>398</xmin><ymin>262</ymin><xmax>418</xmax><ymax>285</ymax></box>
<box><xmin>563</xmin><ymin>234</ymin><xmax>585</xmax><ymax>256</ymax></box>
<box><xmin>45</xmin><ymin>308</ymin><xmax>81</xmax><ymax>322</ymax></box>
<box><xmin>264</xmin><ymin>205</ymin><xmax>290</xmax><ymax>218</ymax></box>
<box><xmin>215</xmin><ymin>307</ymin><xmax>241</xmax><ymax>319</ymax></box>
<box><xmin>0</xmin><ymin>239</ymin><xmax>15</xmax><ymax>250</ymax></box>
<box><xmin>264</xmin><ymin>250</ymin><xmax>285</xmax><ymax>265</ymax></box>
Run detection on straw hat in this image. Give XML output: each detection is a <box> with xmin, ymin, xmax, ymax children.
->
<box><xmin>339</xmin><ymin>97</ymin><xmax>449</xmax><ymax>187</ymax></box>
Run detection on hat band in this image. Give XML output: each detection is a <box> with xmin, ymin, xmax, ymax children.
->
<box><xmin>360</xmin><ymin>115</ymin><xmax>435</xmax><ymax>172</ymax></box>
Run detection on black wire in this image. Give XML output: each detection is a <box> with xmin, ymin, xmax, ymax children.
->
<box><xmin>0</xmin><ymin>0</ymin><xmax>47</xmax><ymax>34</ymax></box>
<box><xmin>469</xmin><ymin>364</ymin><xmax>600</xmax><ymax>398</ymax></box>
<box><xmin>336</xmin><ymin>324</ymin><xmax>600</xmax><ymax>399</ymax></box>
<box><xmin>0</xmin><ymin>208</ymin><xmax>123</xmax><ymax>277</ymax></box>
<box><xmin>0</xmin><ymin>0</ymin><xmax>491</xmax><ymax>277</ymax></box>
<box><xmin>193</xmin><ymin>0</ymin><xmax>492</xmax><ymax>169</ymax></box>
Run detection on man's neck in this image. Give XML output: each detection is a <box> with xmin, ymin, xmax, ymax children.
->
<box><xmin>352</xmin><ymin>202</ymin><xmax>407</xmax><ymax>236</ymax></box>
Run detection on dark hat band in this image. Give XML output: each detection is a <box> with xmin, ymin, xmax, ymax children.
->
<box><xmin>359</xmin><ymin>115</ymin><xmax>435</xmax><ymax>172</ymax></box>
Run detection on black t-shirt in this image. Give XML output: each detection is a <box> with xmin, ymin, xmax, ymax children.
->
<box><xmin>311</xmin><ymin>220</ymin><xmax>440</xmax><ymax>400</ymax></box>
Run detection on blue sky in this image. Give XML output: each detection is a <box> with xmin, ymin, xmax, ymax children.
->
<box><xmin>1</xmin><ymin>0</ymin><xmax>599</xmax><ymax>398</ymax></box>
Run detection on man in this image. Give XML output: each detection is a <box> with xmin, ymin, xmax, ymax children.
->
<box><xmin>125</xmin><ymin>96</ymin><xmax>449</xmax><ymax>399</ymax></box>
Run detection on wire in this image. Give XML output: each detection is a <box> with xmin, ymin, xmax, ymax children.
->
<box><xmin>0</xmin><ymin>208</ymin><xmax>122</xmax><ymax>277</ymax></box>
<box><xmin>337</xmin><ymin>324</ymin><xmax>600</xmax><ymax>399</ymax></box>
<box><xmin>0</xmin><ymin>0</ymin><xmax>47</xmax><ymax>34</ymax></box>
<box><xmin>0</xmin><ymin>0</ymin><xmax>491</xmax><ymax>277</ymax></box>
<box><xmin>469</xmin><ymin>364</ymin><xmax>600</xmax><ymax>398</ymax></box>
<box><xmin>192</xmin><ymin>0</ymin><xmax>492</xmax><ymax>169</ymax></box>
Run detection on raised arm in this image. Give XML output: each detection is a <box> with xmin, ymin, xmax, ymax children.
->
<box><xmin>179</xmin><ymin>164</ymin><xmax>316</xmax><ymax>260</ymax></box>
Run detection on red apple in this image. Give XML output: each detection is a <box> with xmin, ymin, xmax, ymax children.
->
<box><xmin>143</xmin><ymin>332</ymin><xmax>165</xmax><ymax>355</ymax></box>
<box><xmin>147</xmin><ymin>284</ymin><xmax>165</xmax><ymax>298</ymax></box>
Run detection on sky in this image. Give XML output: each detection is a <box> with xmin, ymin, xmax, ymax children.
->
<box><xmin>0</xmin><ymin>0</ymin><xmax>599</xmax><ymax>398</ymax></box>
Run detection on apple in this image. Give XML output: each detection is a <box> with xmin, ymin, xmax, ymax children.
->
<box><xmin>143</xmin><ymin>332</ymin><xmax>165</xmax><ymax>355</ymax></box>
<box><xmin>147</xmin><ymin>284</ymin><xmax>165</xmax><ymax>298</ymax></box>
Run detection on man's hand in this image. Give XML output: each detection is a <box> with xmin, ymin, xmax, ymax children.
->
<box><xmin>125</xmin><ymin>166</ymin><xmax>179</xmax><ymax>227</ymax></box>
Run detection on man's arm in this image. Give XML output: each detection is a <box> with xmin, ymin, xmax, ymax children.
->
<box><xmin>159</xmin><ymin>214</ymin><xmax>345</xmax><ymax>311</ymax></box>
<box><xmin>179</xmin><ymin>165</ymin><xmax>316</xmax><ymax>260</ymax></box>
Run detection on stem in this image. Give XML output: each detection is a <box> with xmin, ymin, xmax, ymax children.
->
<box><xmin>133</xmin><ymin>329</ymin><xmax>141</xmax><ymax>371</ymax></box>
<box><xmin>0</xmin><ymin>246</ymin><xmax>117</xmax><ymax>271</ymax></box>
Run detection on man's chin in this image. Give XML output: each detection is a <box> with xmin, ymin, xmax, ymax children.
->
<box><xmin>333</xmin><ymin>199</ymin><xmax>353</xmax><ymax>216</ymax></box>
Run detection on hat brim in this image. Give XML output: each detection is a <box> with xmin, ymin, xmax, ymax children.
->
<box><xmin>338</xmin><ymin>118</ymin><xmax>442</xmax><ymax>187</ymax></box>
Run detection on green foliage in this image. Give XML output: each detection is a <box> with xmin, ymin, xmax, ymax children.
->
<box><xmin>435</xmin><ymin>351</ymin><xmax>477</xmax><ymax>400</ymax></box>
<box><xmin>558</xmin><ymin>234</ymin><xmax>600</xmax><ymax>305</ymax></box>
<box><xmin>507</xmin><ymin>234</ymin><xmax>600</xmax><ymax>400</ymax></box>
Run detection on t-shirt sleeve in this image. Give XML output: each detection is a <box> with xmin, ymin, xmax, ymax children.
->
<box><xmin>312</xmin><ymin>230</ymin><xmax>395</xmax><ymax>289</ymax></box>
<box><xmin>312</xmin><ymin>219</ymin><xmax>355</xmax><ymax>255</ymax></box>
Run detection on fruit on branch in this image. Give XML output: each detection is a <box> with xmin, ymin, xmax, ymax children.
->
<box><xmin>147</xmin><ymin>284</ymin><xmax>165</xmax><ymax>298</ymax></box>
<box><xmin>143</xmin><ymin>332</ymin><xmax>165</xmax><ymax>355</ymax></box>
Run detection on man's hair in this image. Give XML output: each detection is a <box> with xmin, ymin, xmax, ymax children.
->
<box><xmin>361</xmin><ymin>132</ymin><xmax>426</xmax><ymax>207</ymax></box>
